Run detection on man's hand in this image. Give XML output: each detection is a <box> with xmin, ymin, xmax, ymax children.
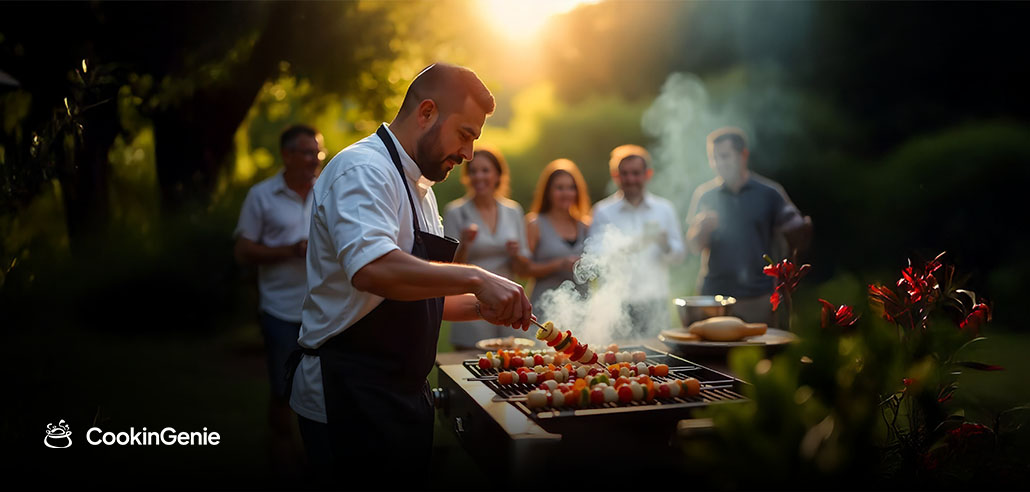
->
<box><xmin>697</xmin><ymin>211</ymin><xmax>719</xmax><ymax>235</ymax></box>
<box><xmin>235</xmin><ymin>237</ymin><xmax>307</xmax><ymax>265</ymax></box>
<box><xmin>505</xmin><ymin>239</ymin><xmax>520</xmax><ymax>257</ymax></box>
<box><xmin>474</xmin><ymin>269</ymin><xmax>532</xmax><ymax>330</ymax></box>
<box><xmin>686</xmin><ymin>211</ymin><xmax>719</xmax><ymax>255</ymax></box>
<box><xmin>655</xmin><ymin>230</ymin><xmax>669</xmax><ymax>252</ymax></box>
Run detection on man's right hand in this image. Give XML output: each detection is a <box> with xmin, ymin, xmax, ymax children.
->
<box><xmin>474</xmin><ymin>269</ymin><xmax>532</xmax><ymax>330</ymax></box>
<box><xmin>697</xmin><ymin>211</ymin><xmax>719</xmax><ymax>235</ymax></box>
<box><xmin>686</xmin><ymin>211</ymin><xmax>719</xmax><ymax>255</ymax></box>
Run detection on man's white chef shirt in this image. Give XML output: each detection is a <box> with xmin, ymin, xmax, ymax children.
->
<box><xmin>290</xmin><ymin>124</ymin><xmax>444</xmax><ymax>423</ymax></box>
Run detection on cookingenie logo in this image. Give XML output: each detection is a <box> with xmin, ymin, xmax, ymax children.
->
<box><xmin>44</xmin><ymin>419</ymin><xmax>73</xmax><ymax>449</ymax></box>
<box><xmin>86</xmin><ymin>426</ymin><xmax>221</xmax><ymax>446</ymax></box>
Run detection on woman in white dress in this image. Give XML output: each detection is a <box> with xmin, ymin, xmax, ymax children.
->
<box><xmin>443</xmin><ymin>145</ymin><xmax>531</xmax><ymax>350</ymax></box>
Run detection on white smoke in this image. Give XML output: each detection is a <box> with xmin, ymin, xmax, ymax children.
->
<box><xmin>534</xmin><ymin>225</ymin><xmax>673</xmax><ymax>344</ymax></box>
<box><xmin>641</xmin><ymin>65</ymin><xmax>803</xmax><ymax>296</ymax></box>
<box><xmin>531</xmin><ymin>65</ymin><xmax>804</xmax><ymax>346</ymax></box>
<box><xmin>644</xmin><ymin>66</ymin><xmax>805</xmax><ymax>216</ymax></box>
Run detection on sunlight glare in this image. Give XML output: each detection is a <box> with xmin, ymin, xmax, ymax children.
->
<box><xmin>479</xmin><ymin>0</ymin><xmax>599</xmax><ymax>43</ymax></box>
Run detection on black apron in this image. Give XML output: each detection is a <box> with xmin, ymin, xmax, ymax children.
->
<box><xmin>287</xmin><ymin>125</ymin><xmax>458</xmax><ymax>476</ymax></box>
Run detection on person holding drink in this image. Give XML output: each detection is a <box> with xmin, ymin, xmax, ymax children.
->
<box><xmin>443</xmin><ymin>145</ymin><xmax>532</xmax><ymax>350</ymax></box>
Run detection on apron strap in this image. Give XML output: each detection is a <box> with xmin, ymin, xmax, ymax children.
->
<box><xmin>376</xmin><ymin>125</ymin><xmax>423</xmax><ymax>236</ymax></box>
<box><xmin>283</xmin><ymin>347</ymin><xmax>319</xmax><ymax>398</ymax></box>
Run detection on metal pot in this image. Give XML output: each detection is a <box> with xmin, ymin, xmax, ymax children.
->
<box><xmin>673</xmin><ymin>295</ymin><xmax>736</xmax><ymax>327</ymax></box>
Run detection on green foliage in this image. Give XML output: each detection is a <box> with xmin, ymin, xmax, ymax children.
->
<box><xmin>683</xmin><ymin>255</ymin><xmax>1028</xmax><ymax>488</ymax></box>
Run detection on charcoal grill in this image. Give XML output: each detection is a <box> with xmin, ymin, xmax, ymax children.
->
<box><xmin>433</xmin><ymin>345</ymin><xmax>748</xmax><ymax>479</ymax></box>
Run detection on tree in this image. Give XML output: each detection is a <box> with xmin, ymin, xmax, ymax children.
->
<box><xmin>0</xmin><ymin>1</ymin><xmax>403</xmax><ymax>253</ymax></box>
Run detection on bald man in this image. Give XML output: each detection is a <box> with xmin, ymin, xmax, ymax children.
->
<box><xmin>285</xmin><ymin>63</ymin><xmax>532</xmax><ymax>482</ymax></box>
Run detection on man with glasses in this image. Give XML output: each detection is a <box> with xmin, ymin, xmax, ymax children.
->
<box><xmin>233</xmin><ymin>123</ymin><xmax>325</xmax><ymax>475</ymax></box>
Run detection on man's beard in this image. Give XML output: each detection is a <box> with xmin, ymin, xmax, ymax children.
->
<box><xmin>415</xmin><ymin>121</ymin><xmax>462</xmax><ymax>182</ymax></box>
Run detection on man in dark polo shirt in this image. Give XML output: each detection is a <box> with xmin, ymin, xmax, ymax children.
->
<box><xmin>686</xmin><ymin>127</ymin><xmax>812</xmax><ymax>326</ymax></box>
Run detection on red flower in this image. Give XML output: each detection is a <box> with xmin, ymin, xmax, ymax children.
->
<box><xmin>959</xmin><ymin>303</ymin><xmax>991</xmax><ymax>336</ymax></box>
<box><xmin>902</xmin><ymin>378</ymin><xmax>915</xmax><ymax>387</ymax></box>
<box><xmin>946</xmin><ymin>422</ymin><xmax>988</xmax><ymax>443</ymax></box>
<box><xmin>919</xmin><ymin>452</ymin><xmax>940</xmax><ymax>472</ymax></box>
<box><xmin>896</xmin><ymin>252</ymin><xmax>945</xmax><ymax>304</ymax></box>
<box><xmin>763</xmin><ymin>258</ymin><xmax>810</xmax><ymax>312</ymax></box>
<box><xmin>818</xmin><ymin>299</ymin><xmax>860</xmax><ymax>331</ymax></box>
<box><xmin>763</xmin><ymin>260</ymin><xmax>794</xmax><ymax>280</ymax></box>
<box><xmin>868</xmin><ymin>283</ymin><xmax>911</xmax><ymax>326</ymax></box>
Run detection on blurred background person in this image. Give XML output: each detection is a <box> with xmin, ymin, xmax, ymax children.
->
<box><xmin>686</xmin><ymin>127</ymin><xmax>813</xmax><ymax>326</ymax></box>
<box><xmin>511</xmin><ymin>159</ymin><xmax>592</xmax><ymax>321</ymax></box>
<box><xmin>590</xmin><ymin>144</ymin><xmax>685</xmax><ymax>336</ymax></box>
<box><xmin>233</xmin><ymin>124</ymin><xmax>325</xmax><ymax>474</ymax></box>
<box><xmin>443</xmin><ymin>145</ymin><xmax>532</xmax><ymax>350</ymax></box>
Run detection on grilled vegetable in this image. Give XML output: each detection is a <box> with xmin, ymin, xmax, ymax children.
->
<box><xmin>527</xmin><ymin>390</ymin><xmax>549</xmax><ymax>409</ymax></box>
<box><xmin>554</xmin><ymin>331</ymin><xmax>573</xmax><ymax>351</ymax></box>
<box><xmin>497</xmin><ymin>371</ymin><xmax>515</xmax><ymax>385</ymax></box>
<box><xmin>535</xmin><ymin>321</ymin><xmax>556</xmax><ymax>341</ymax></box>
<box><xmin>561</xmin><ymin>336</ymin><xmax>578</xmax><ymax>354</ymax></box>
<box><xmin>550</xmin><ymin>390</ymin><xmax>565</xmax><ymax>407</ymax></box>
<box><xmin>571</xmin><ymin>343</ymin><xmax>587</xmax><ymax>362</ymax></box>
<box><xmin>681</xmin><ymin>377</ymin><xmax>701</xmax><ymax>397</ymax></box>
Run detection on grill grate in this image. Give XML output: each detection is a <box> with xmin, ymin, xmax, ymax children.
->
<box><xmin>463</xmin><ymin>345</ymin><xmax>747</xmax><ymax>419</ymax></box>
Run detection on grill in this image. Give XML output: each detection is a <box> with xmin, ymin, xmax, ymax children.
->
<box><xmin>434</xmin><ymin>344</ymin><xmax>749</xmax><ymax>479</ymax></box>
<box><xmin>463</xmin><ymin>345</ymin><xmax>746</xmax><ymax>419</ymax></box>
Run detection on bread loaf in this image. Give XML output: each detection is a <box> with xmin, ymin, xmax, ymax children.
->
<box><xmin>687</xmin><ymin>316</ymin><xmax>767</xmax><ymax>341</ymax></box>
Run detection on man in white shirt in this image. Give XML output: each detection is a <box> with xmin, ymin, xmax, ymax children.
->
<box><xmin>286</xmin><ymin>63</ymin><xmax>531</xmax><ymax>484</ymax></box>
<box><xmin>589</xmin><ymin>145</ymin><xmax>685</xmax><ymax>336</ymax></box>
<box><xmin>233</xmin><ymin>123</ymin><xmax>325</xmax><ymax>473</ymax></box>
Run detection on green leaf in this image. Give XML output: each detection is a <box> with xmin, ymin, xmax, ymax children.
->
<box><xmin>944</xmin><ymin>336</ymin><xmax>987</xmax><ymax>366</ymax></box>
<box><xmin>933</xmin><ymin>414</ymin><xmax>966</xmax><ymax>434</ymax></box>
<box><xmin>938</xmin><ymin>382</ymin><xmax>959</xmax><ymax>402</ymax></box>
<box><xmin>953</xmin><ymin>361</ymin><xmax>1004</xmax><ymax>371</ymax></box>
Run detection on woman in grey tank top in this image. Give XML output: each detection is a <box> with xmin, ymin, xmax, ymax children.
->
<box><xmin>511</xmin><ymin>159</ymin><xmax>592</xmax><ymax>321</ymax></box>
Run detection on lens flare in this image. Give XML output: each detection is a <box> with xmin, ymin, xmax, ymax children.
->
<box><xmin>479</xmin><ymin>0</ymin><xmax>599</xmax><ymax>43</ymax></box>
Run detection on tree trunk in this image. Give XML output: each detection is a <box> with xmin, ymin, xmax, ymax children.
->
<box><xmin>152</xmin><ymin>1</ymin><xmax>298</xmax><ymax>214</ymax></box>
<box><xmin>61</xmin><ymin>90</ymin><xmax>119</xmax><ymax>253</ymax></box>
